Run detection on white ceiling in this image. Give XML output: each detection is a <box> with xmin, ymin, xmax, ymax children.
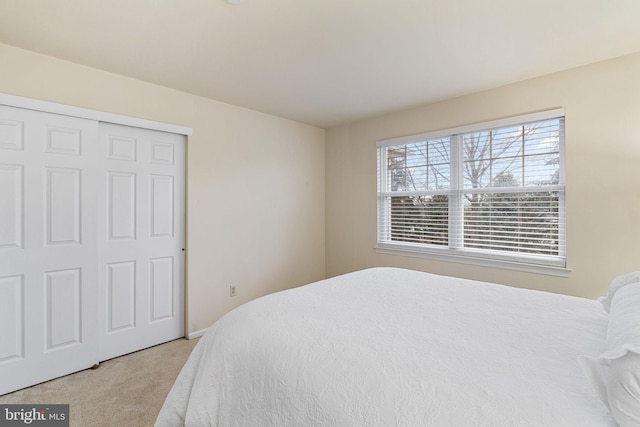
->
<box><xmin>1</xmin><ymin>0</ymin><xmax>639</xmax><ymax>128</ymax></box>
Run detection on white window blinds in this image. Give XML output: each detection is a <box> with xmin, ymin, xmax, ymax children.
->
<box><xmin>377</xmin><ymin>110</ymin><xmax>566</xmax><ymax>270</ymax></box>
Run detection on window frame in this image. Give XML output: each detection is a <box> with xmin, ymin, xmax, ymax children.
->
<box><xmin>376</xmin><ymin>109</ymin><xmax>570</xmax><ymax>277</ymax></box>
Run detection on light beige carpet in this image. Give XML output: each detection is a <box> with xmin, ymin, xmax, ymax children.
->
<box><xmin>0</xmin><ymin>338</ymin><xmax>199</xmax><ymax>427</ymax></box>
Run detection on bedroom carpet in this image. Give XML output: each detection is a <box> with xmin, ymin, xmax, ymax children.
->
<box><xmin>0</xmin><ymin>337</ymin><xmax>199</xmax><ymax>427</ymax></box>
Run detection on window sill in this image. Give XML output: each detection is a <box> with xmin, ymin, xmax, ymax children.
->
<box><xmin>374</xmin><ymin>244</ymin><xmax>571</xmax><ymax>277</ymax></box>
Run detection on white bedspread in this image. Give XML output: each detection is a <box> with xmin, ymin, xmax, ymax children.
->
<box><xmin>156</xmin><ymin>267</ymin><xmax>615</xmax><ymax>427</ymax></box>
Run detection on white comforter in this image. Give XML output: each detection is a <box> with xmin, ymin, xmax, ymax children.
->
<box><xmin>156</xmin><ymin>267</ymin><xmax>615</xmax><ymax>426</ymax></box>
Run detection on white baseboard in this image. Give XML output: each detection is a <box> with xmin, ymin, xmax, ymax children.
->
<box><xmin>187</xmin><ymin>328</ymin><xmax>208</xmax><ymax>340</ymax></box>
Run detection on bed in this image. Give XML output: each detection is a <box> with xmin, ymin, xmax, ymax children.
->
<box><xmin>155</xmin><ymin>267</ymin><xmax>640</xmax><ymax>427</ymax></box>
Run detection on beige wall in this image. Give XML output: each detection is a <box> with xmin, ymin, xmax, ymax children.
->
<box><xmin>4</xmin><ymin>40</ymin><xmax>638</xmax><ymax>328</ymax></box>
<box><xmin>326</xmin><ymin>52</ymin><xmax>640</xmax><ymax>299</ymax></box>
<box><xmin>0</xmin><ymin>43</ymin><xmax>326</xmax><ymax>334</ymax></box>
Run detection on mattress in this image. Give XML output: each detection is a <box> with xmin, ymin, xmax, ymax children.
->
<box><xmin>156</xmin><ymin>267</ymin><xmax>615</xmax><ymax>426</ymax></box>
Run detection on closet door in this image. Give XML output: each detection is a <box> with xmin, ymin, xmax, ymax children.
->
<box><xmin>0</xmin><ymin>105</ymin><xmax>100</xmax><ymax>395</ymax></box>
<box><xmin>98</xmin><ymin>123</ymin><xmax>185</xmax><ymax>361</ymax></box>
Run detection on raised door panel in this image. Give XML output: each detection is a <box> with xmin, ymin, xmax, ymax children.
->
<box><xmin>45</xmin><ymin>269</ymin><xmax>82</xmax><ymax>350</ymax></box>
<box><xmin>45</xmin><ymin>126</ymin><xmax>81</xmax><ymax>156</ymax></box>
<box><xmin>0</xmin><ymin>275</ymin><xmax>24</xmax><ymax>363</ymax></box>
<box><xmin>150</xmin><ymin>175</ymin><xmax>174</xmax><ymax>238</ymax></box>
<box><xmin>46</xmin><ymin>168</ymin><xmax>81</xmax><ymax>245</ymax></box>
<box><xmin>107</xmin><ymin>261</ymin><xmax>136</xmax><ymax>333</ymax></box>
<box><xmin>108</xmin><ymin>172</ymin><xmax>136</xmax><ymax>241</ymax></box>
<box><xmin>0</xmin><ymin>118</ymin><xmax>24</xmax><ymax>150</ymax></box>
<box><xmin>107</xmin><ymin>134</ymin><xmax>136</xmax><ymax>161</ymax></box>
<box><xmin>149</xmin><ymin>257</ymin><xmax>174</xmax><ymax>322</ymax></box>
<box><xmin>150</xmin><ymin>141</ymin><xmax>174</xmax><ymax>165</ymax></box>
<box><xmin>0</xmin><ymin>165</ymin><xmax>23</xmax><ymax>248</ymax></box>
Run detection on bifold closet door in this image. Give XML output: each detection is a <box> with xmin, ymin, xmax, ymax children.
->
<box><xmin>0</xmin><ymin>105</ymin><xmax>100</xmax><ymax>395</ymax></box>
<box><xmin>97</xmin><ymin>123</ymin><xmax>185</xmax><ymax>361</ymax></box>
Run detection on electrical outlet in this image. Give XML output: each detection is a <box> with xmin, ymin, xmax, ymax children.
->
<box><xmin>229</xmin><ymin>285</ymin><xmax>237</xmax><ymax>297</ymax></box>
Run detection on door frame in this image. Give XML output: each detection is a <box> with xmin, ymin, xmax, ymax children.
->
<box><xmin>0</xmin><ymin>93</ymin><xmax>192</xmax><ymax>136</ymax></box>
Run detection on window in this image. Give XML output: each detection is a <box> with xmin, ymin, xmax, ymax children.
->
<box><xmin>376</xmin><ymin>109</ymin><xmax>567</xmax><ymax>275</ymax></box>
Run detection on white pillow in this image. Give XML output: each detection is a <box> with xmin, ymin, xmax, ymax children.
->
<box><xmin>579</xmin><ymin>282</ymin><xmax>640</xmax><ymax>427</ymax></box>
<box><xmin>598</xmin><ymin>271</ymin><xmax>640</xmax><ymax>313</ymax></box>
<box><xmin>607</xmin><ymin>352</ymin><xmax>640</xmax><ymax>427</ymax></box>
